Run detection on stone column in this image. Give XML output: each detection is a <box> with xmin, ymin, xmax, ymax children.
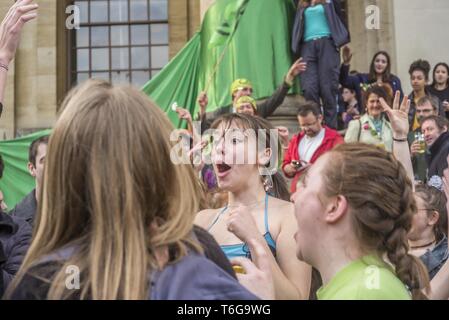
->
<box><xmin>200</xmin><ymin>0</ymin><xmax>215</xmax><ymax>21</ymax></box>
<box><xmin>346</xmin><ymin>0</ymin><xmax>397</xmax><ymax>74</ymax></box>
<box><xmin>0</xmin><ymin>0</ymin><xmax>58</xmax><ymax>138</ymax></box>
<box><xmin>169</xmin><ymin>0</ymin><xmax>201</xmax><ymax>59</ymax></box>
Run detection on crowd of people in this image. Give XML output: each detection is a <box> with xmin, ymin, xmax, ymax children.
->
<box><xmin>0</xmin><ymin>0</ymin><xmax>448</xmax><ymax>300</ymax></box>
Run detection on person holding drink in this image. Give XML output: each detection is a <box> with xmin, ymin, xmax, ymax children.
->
<box><xmin>409</xmin><ymin>96</ymin><xmax>440</xmax><ymax>183</ymax></box>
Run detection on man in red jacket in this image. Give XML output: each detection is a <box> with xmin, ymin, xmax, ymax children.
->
<box><xmin>283</xmin><ymin>101</ymin><xmax>343</xmax><ymax>192</ymax></box>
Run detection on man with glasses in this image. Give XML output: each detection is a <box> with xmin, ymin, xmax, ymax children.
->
<box><xmin>409</xmin><ymin>96</ymin><xmax>440</xmax><ymax>183</ymax></box>
<box><xmin>282</xmin><ymin>101</ymin><xmax>343</xmax><ymax>193</ymax></box>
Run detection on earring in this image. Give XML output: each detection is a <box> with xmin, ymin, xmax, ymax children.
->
<box><xmin>262</xmin><ymin>175</ymin><xmax>274</xmax><ymax>194</ymax></box>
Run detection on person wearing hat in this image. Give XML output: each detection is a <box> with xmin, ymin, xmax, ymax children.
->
<box><xmin>196</xmin><ymin>58</ymin><xmax>307</xmax><ymax>133</ymax></box>
<box><xmin>234</xmin><ymin>96</ymin><xmax>258</xmax><ymax>115</ymax></box>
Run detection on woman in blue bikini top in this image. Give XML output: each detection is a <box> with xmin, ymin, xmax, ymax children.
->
<box><xmin>207</xmin><ymin>193</ymin><xmax>276</xmax><ymax>260</ymax></box>
<box><xmin>195</xmin><ymin>113</ymin><xmax>311</xmax><ymax>300</ymax></box>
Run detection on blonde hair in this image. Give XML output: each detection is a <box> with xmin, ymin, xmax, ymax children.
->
<box><xmin>7</xmin><ymin>80</ymin><xmax>202</xmax><ymax>299</ymax></box>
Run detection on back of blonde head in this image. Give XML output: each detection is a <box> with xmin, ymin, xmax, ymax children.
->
<box><xmin>8</xmin><ymin>80</ymin><xmax>201</xmax><ymax>300</ymax></box>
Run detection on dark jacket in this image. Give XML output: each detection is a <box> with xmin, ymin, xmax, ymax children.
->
<box><xmin>199</xmin><ymin>81</ymin><xmax>292</xmax><ymax>133</ymax></box>
<box><xmin>339</xmin><ymin>63</ymin><xmax>403</xmax><ymax>106</ymax></box>
<box><xmin>408</xmin><ymin>89</ymin><xmax>444</xmax><ymax>131</ymax></box>
<box><xmin>9</xmin><ymin>189</ymin><xmax>37</xmax><ymax>225</ymax></box>
<box><xmin>419</xmin><ymin>236</ymin><xmax>448</xmax><ymax>280</ymax></box>
<box><xmin>0</xmin><ymin>211</ymin><xmax>32</xmax><ymax>295</ymax></box>
<box><xmin>426</xmin><ymin>131</ymin><xmax>449</xmax><ymax>180</ymax></box>
<box><xmin>291</xmin><ymin>0</ymin><xmax>350</xmax><ymax>56</ymax></box>
<box><xmin>9</xmin><ymin>245</ymin><xmax>257</xmax><ymax>300</ymax></box>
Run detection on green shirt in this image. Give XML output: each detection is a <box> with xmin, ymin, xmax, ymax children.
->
<box><xmin>317</xmin><ymin>255</ymin><xmax>411</xmax><ymax>300</ymax></box>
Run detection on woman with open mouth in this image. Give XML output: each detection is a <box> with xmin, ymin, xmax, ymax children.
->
<box><xmin>195</xmin><ymin>113</ymin><xmax>312</xmax><ymax>300</ymax></box>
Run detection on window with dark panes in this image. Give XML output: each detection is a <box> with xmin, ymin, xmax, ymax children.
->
<box><xmin>71</xmin><ymin>0</ymin><xmax>169</xmax><ymax>87</ymax></box>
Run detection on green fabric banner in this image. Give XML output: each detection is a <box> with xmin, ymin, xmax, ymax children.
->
<box><xmin>142</xmin><ymin>0</ymin><xmax>298</xmax><ymax>127</ymax></box>
<box><xmin>0</xmin><ymin>130</ymin><xmax>51</xmax><ymax>211</ymax></box>
<box><xmin>0</xmin><ymin>0</ymin><xmax>298</xmax><ymax>209</ymax></box>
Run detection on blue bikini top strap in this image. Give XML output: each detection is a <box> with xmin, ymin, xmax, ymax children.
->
<box><xmin>207</xmin><ymin>206</ymin><xmax>228</xmax><ymax>231</ymax></box>
<box><xmin>264</xmin><ymin>193</ymin><xmax>269</xmax><ymax>234</ymax></box>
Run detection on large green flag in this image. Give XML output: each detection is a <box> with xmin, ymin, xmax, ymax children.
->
<box><xmin>142</xmin><ymin>0</ymin><xmax>298</xmax><ymax>127</ymax></box>
<box><xmin>0</xmin><ymin>130</ymin><xmax>51</xmax><ymax>210</ymax></box>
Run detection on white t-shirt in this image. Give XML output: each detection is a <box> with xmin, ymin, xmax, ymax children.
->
<box><xmin>298</xmin><ymin>128</ymin><xmax>325</xmax><ymax>163</ymax></box>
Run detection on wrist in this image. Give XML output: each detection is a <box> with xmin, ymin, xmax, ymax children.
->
<box><xmin>0</xmin><ymin>62</ymin><xmax>9</xmax><ymax>73</ymax></box>
<box><xmin>285</xmin><ymin>75</ymin><xmax>294</xmax><ymax>87</ymax></box>
<box><xmin>393</xmin><ymin>136</ymin><xmax>408</xmax><ymax>142</ymax></box>
<box><xmin>0</xmin><ymin>54</ymin><xmax>10</xmax><ymax>69</ymax></box>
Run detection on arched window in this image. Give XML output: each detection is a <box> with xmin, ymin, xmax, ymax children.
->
<box><xmin>70</xmin><ymin>0</ymin><xmax>169</xmax><ymax>87</ymax></box>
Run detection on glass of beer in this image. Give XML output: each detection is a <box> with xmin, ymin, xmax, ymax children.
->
<box><xmin>418</xmin><ymin>133</ymin><xmax>426</xmax><ymax>154</ymax></box>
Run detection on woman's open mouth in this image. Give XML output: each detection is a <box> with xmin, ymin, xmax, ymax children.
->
<box><xmin>215</xmin><ymin>163</ymin><xmax>232</xmax><ymax>178</ymax></box>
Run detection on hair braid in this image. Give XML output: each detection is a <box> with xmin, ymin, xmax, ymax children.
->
<box><xmin>322</xmin><ymin>144</ymin><xmax>430</xmax><ymax>300</ymax></box>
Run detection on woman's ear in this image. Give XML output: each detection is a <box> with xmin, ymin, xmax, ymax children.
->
<box><xmin>258</xmin><ymin>148</ymin><xmax>272</xmax><ymax>167</ymax></box>
<box><xmin>324</xmin><ymin>195</ymin><xmax>349</xmax><ymax>224</ymax></box>
<box><xmin>428</xmin><ymin>210</ymin><xmax>440</xmax><ymax>227</ymax></box>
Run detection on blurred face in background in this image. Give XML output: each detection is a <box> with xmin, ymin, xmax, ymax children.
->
<box><xmin>434</xmin><ymin>65</ymin><xmax>449</xmax><ymax>87</ymax></box>
<box><xmin>236</xmin><ymin>102</ymin><xmax>256</xmax><ymax>116</ymax></box>
<box><xmin>422</xmin><ymin>119</ymin><xmax>447</xmax><ymax>147</ymax></box>
<box><xmin>411</xmin><ymin>70</ymin><xmax>427</xmax><ymax>93</ymax></box>
<box><xmin>342</xmin><ymin>88</ymin><xmax>356</xmax><ymax>103</ymax></box>
<box><xmin>373</xmin><ymin>53</ymin><xmax>388</xmax><ymax>75</ymax></box>
<box><xmin>366</xmin><ymin>93</ymin><xmax>382</xmax><ymax>118</ymax></box>
<box><xmin>416</xmin><ymin>101</ymin><xmax>437</xmax><ymax>123</ymax></box>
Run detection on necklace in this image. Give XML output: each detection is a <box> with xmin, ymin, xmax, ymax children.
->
<box><xmin>226</xmin><ymin>197</ymin><xmax>266</xmax><ymax>209</ymax></box>
<box><xmin>410</xmin><ymin>239</ymin><xmax>436</xmax><ymax>250</ymax></box>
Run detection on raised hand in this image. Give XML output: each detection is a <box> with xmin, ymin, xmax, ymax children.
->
<box><xmin>175</xmin><ymin>107</ymin><xmax>192</xmax><ymax>123</ymax></box>
<box><xmin>286</xmin><ymin>58</ymin><xmax>307</xmax><ymax>84</ymax></box>
<box><xmin>379</xmin><ymin>90</ymin><xmax>410</xmax><ymax>139</ymax></box>
<box><xmin>197</xmin><ymin>91</ymin><xmax>208</xmax><ymax>112</ymax></box>
<box><xmin>342</xmin><ymin>46</ymin><xmax>352</xmax><ymax>65</ymax></box>
<box><xmin>0</xmin><ymin>0</ymin><xmax>38</xmax><ymax>66</ymax></box>
<box><xmin>277</xmin><ymin>126</ymin><xmax>290</xmax><ymax>148</ymax></box>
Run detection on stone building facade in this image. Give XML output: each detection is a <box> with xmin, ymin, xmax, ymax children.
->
<box><xmin>1</xmin><ymin>0</ymin><xmax>448</xmax><ymax>139</ymax></box>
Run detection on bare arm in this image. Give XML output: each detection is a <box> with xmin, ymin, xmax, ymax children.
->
<box><xmin>379</xmin><ymin>91</ymin><xmax>414</xmax><ymax>189</ymax></box>
<box><xmin>227</xmin><ymin>203</ymin><xmax>311</xmax><ymax>300</ymax></box>
<box><xmin>0</xmin><ymin>0</ymin><xmax>38</xmax><ymax>110</ymax></box>
<box><xmin>273</xmin><ymin>205</ymin><xmax>311</xmax><ymax>299</ymax></box>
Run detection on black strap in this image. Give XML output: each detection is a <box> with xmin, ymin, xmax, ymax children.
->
<box><xmin>357</xmin><ymin>119</ymin><xmax>362</xmax><ymax>141</ymax></box>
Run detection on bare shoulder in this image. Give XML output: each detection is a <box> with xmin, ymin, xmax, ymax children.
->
<box><xmin>195</xmin><ymin>208</ymin><xmax>222</xmax><ymax>228</ymax></box>
<box><xmin>267</xmin><ymin>196</ymin><xmax>295</xmax><ymax>218</ymax></box>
